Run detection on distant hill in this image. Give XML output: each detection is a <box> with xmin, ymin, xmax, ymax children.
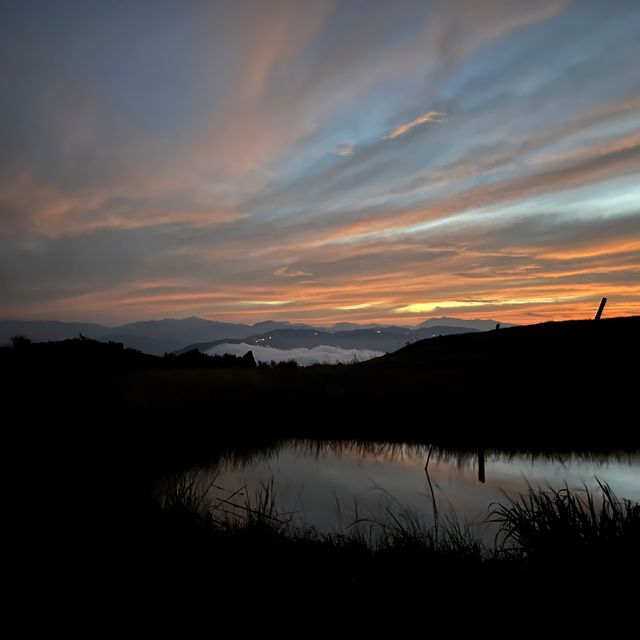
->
<box><xmin>105</xmin><ymin>318</ymin><xmax>320</xmax><ymax>354</ymax></box>
<box><xmin>417</xmin><ymin>317</ymin><xmax>518</xmax><ymax>331</ymax></box>
<box><xmin>108</xmin><ymin>317</ymin><xmax>253</xmax><ymax>341</ymax></box>
<box><xmin>1</xmin><ymin>315</ymin><xmax>510</xmax><ymax>356</ymax></box>
<box><xmin>177</xmin><ymin>324</ymin><xmax>478</xmax><ymax>355</ymax></box>
<box><xmin>373</xmin><ymin>316</ymin><xmax>638</xmax><ymax>369</ymax></box>
<box><xmin>95</xmin><ymin>333</ymin><xmax>185</xmax><ymax>356</ymax></box>
<box><xmin>0</xmin><ymin>317</ymin><xmax>293</xmax><ymax>356</ymax></box>
<box><xmin>251</xmin><ymin>320</ymin><xmax>315</xmax><ymax>332</ymax></box>
<box><xmin>0</xmin><ymin>320</ymin><xmax>110</xmax><ymax>342</ymax></box>
<box><xmin>0</xmin><ymin>336</ymin><xmax>259</xmax><ymax>372</ymax></box>
<box><xmin>329</xmin><ymin>322</ymin><xmax>393</xmax><ymax>331</ymax></box>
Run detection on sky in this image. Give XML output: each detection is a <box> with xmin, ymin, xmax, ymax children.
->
<box><xmin>1</xmin><ymin>0</ymin><xmax>640</xmax><ymax>326</ymax></box>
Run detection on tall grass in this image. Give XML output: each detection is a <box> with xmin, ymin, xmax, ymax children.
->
<box><xmin>157</xmin><ymin>472</ymin><xmax>640</xmax><ymax>564</ymax></box>
<box><xmin>157</xmin><ymin>469</ymin><xmax>485</xmax><ymax>557</ymax></box>
<box><xmin>213</xmin><ymin>476</ymin><xmax>303</xmax><ymax>534</ymax></box>
<box><xmin>343</xmin><ymin>505</ymin><xmax>484</xmax><ymax>557</ymax></box>
<box><xmin>157</xmin><ymin>471</ymin><xmax>305</xmax><ymax>535</ymax></box>
<box><xmin>491</xmin><ymin>480</ymin><xmax>640</xmax><ymax>559</ymax></box>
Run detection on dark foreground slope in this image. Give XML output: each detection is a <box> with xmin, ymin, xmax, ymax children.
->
<box><xmin>362</xmin><ymin>315</ymin><xmax>639</xmax><ymax>448</ymax></box>
<box><xmin>380</xmin><ymin>314</ymin><xmax>638</xmax><ymax>369</ymax></box>
<box><xmin>2</xmin><ymin>318</ymin><xmax>639</xmax><ymax>627</ymax></box>
<box><xmin>2</xmin><ymin>316</ymin><xmax>639</xmax><ymax>455</ymax></box>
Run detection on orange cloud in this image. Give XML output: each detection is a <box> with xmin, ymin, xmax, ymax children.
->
<box><xmin>384</xmin><ymin>111</ymin><xmax>446</xmax><ymax>140</ymax></box>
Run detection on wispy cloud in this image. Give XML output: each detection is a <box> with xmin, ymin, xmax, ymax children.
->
<box><xmin>336</xmin><ymin>143</ymin><xmax>355</xmax><ymax>157</ymax></box>
<box><xmin>240</xmin><ymin>300</ymin><xmax>293</xmax><ymax>306</ymax></box>
<box><xmin>384</xmin><ymin>111</ymin><xmax>446</xmax><ymax>140</ymax></box>
<box><xmin>335</xmin><ymin>302</ymin><xmax>379</xmax><ymax>310</ymax></box>
<box><xmin>273</xmin><ymin>266</ymin><xmax>313</xmax><ymax>278</ymax></box>
<box><xmin>395</xmin><ymin>301</ymin><xmax>487</xmax><ymax>314</ymax></box>
<box><xmin>395</xmin><ymin>296</ymin><xmax>584</xmax><ymax>314</ymax></box>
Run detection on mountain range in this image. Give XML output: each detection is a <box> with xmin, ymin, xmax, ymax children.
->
<box><xmin>176</xmin><ymin>325</ymin><xmax>484</xmax><ymax>355</ymax></box>
<box><xmin>0</xmin><ymin>316</ymin><xmax>516</xmax><ymax>356</ymax></box>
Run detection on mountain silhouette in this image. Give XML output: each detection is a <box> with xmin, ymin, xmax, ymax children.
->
<box><xmin>0</xmin><ymin>316</ymin><xmax>496</xmax><ymax>355</ymax></box>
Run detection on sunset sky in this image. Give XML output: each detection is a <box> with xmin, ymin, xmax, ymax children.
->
<box><xmin>1</xmin><ymin>0</ymin><xmax>640</xmax><ymax>326</ymax></box>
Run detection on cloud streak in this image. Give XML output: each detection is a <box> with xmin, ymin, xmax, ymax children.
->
<box><xmin>384</xmin><ymin>111</ymin><xmax>446</xmax><ymax>140</ymax></box>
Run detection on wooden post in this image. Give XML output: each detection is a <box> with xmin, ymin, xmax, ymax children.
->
<box><xmin>594</xmin><ymin>297</ymin><xmax>607</xmax><ymax>320</ymax></box>
<box><xmin>478</xmin><ymin>448</ymin><xmax>485</xmax><ymax>483</ymax></box>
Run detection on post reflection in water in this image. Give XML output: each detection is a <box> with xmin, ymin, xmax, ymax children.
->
<box><xmin>478</xmin><ymin>449</ymin><xmax>486</xmax><ymax>484</ymax></box>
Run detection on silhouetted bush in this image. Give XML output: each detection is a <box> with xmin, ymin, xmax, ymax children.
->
<box><xmin>11</xmin><ymin>335</ymin><xmax>32</xmax><ymax>350</ymax></box>
<box><xmin>257</xmin><ymin>359</ymin><xmax>299</xmax><ymax>369</ymax></box>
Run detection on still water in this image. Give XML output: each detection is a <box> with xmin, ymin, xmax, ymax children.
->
<box><xmin>197</xmin><ymin>441</ymin><xmax>640</xmax><ymax>540</ymax></box>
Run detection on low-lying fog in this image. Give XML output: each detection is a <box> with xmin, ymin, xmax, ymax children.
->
<box><xmin>206</xmin><ymin>343</ymin><xmax>385</xmax><ymax>366</ymax></box>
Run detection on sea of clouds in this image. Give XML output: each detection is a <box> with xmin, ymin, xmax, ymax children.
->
<box><xmin>205</xmin><ymin>343</ymin><xmax>384</xmax><ymax>366</ymax></box>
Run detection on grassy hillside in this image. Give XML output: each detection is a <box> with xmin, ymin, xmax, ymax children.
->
<box><xmin>2</xmin><ymin>316</ymin><xmax>639</xmax><ymax>456</ymax></box>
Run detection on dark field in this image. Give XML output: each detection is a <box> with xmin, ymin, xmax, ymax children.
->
<box><xmin>2</xmin><ymin>317</ymin><xmax>639</xmax><ymax>628</ymax></box>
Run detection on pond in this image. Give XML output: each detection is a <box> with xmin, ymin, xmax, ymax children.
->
<box><xmin>194</xmin><ymin>441</ymin><xmax>640</xmax><ymax>542</ymax></box>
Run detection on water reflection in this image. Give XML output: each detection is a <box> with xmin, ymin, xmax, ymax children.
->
<box><xmin>196</xmin><ymin>441</ymin><xmax>640</xmax><ymax>541</ymax></box>
<box><xmin>478</xmin><ymin>449</ymin><xmax>485</xmax><ymax>483</ymax></box>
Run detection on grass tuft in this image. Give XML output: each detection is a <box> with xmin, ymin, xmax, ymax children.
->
<box><xmin>490</xmin><ymin>479</ymin><xmax>640</xmax><ymax>560</ymax></box>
